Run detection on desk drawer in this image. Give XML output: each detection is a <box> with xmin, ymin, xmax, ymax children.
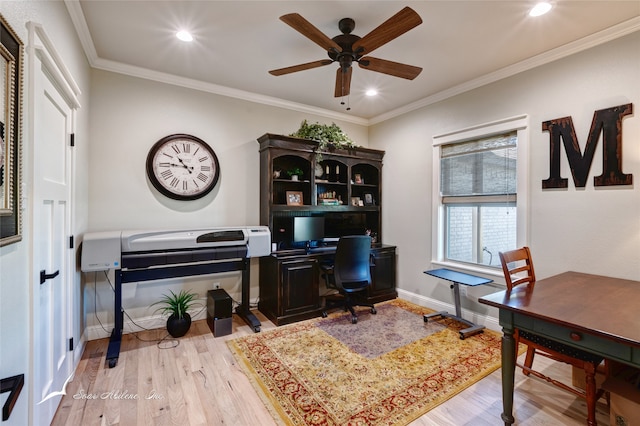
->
<box><xmin>513</xmin><ymin>314</ymin><xmax>632</xmax><ymax>362</ymax></box>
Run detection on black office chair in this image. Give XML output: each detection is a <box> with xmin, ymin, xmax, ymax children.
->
<box><xmin>321</xmin><ymin>235</ymin><xmax>376</xmax><ymax>324</ymax></box>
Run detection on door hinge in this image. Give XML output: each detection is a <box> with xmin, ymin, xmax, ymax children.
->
<box><xmin>69</xmin><ymin>235</ymin><xmax>74</xmax><ymax>249</ymax></box>
<box><xmin>68</xmin><ymin>337</ymin><xmax>74</xmax><ymax>351</ymax></box>
<box><xmin>70</xmin><ymin>133</ymin><xmax>75</xmax><ymax>147</ymax></box>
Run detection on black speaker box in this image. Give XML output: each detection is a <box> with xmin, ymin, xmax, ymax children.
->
<box><xmin>207</xmin><ymin>289</ymin><xmax>233</xmax><ymax>337</ymax></box>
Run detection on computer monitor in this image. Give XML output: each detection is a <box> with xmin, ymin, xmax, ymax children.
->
<box><xmin>324</xmin><ymin>212</ymin><xmax>371</xmax><ymax>238</ymax></box>
<box><xmin>293</xmin><ymin>216</ymin><xmax>324</xmax><ymax>243</ymax></box>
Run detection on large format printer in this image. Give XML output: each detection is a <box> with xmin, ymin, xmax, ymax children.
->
<box><xmin>81</xmin><ymin>226</ymin><xmax>270</xmax><ymax>367</ymax></box>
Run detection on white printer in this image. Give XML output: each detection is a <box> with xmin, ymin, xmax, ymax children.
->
<box><xmin>81</xmin><ymin>226</ymin><xmax>271</xmax><ymax>272</ymax></box>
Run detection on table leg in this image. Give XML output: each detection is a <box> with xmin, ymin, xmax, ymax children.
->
<box><xmin>501</xmin><ymin>323</ymin><xmax>516</xmax><ymax>425</ymax></box>
<box><xmin>452</xmin><ymin>282</ymin><xmax>462</xmax><ymax>318</ymax></box>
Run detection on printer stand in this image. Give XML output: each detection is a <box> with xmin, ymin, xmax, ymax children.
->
<box><xmin>235</xmin><ymin>258</ymin><xmax>261</xmax><ymax>332</ymax></box>
<box><xmin>107</xmin><ymin>258</ymin><xmax>260</xmax><ymax>368</ymax></box>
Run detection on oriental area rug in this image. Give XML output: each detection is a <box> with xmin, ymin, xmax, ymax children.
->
<box><xmin>227</xmin><ymin>299</ymin><xmax>507</xmax><ymax>425</ymax></box>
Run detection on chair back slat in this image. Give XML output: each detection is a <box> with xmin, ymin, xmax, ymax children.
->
<box><xmin>499</xmin><ymin>246</ymin><xmax>536</xmax><ymax>291</ymax></box>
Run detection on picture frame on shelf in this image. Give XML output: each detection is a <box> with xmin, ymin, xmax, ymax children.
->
<box><xmin>363</xmin><ymin>192</ymin><xmax>375</xmax><ymax>206</ymax></box>
<box><xmin>286</xmin><ymin>191</ymin><xmax>303</xmax><ymax>206</ymax></box>
<box><xmin>350</xmin><ymin>196</ymin><xmax>361</xmax><ymax>207</ymax></box>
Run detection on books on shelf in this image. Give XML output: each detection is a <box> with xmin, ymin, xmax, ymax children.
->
<box><xmin>318</xmin><ymin>198</ymin><xmax>341</xmax><ymax>206</ymax></box>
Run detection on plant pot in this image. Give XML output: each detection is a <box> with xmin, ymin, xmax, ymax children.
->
<box><xmin>291</xmin><ymin>175</ymin><xmax>299</xmax><ymax>181</ymax></box>
<box><xmin>166</xmin><ymin>313</ymin><xmax>191</xmax><ymax>337</ymax></box>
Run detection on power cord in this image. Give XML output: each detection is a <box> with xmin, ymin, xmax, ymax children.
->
<box><xmin>94</xmin><ymin>271</ymin><xmax>206</xmax><ymax>350</ymax></box>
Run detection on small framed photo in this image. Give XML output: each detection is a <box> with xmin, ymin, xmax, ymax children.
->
<box><xmin>354</xmin><ymin>174</ymin><xmax>363</xmax><ymax>184</ymax></box>
<box><xmin>363</xmin><ymin>192</ymin><xmax>375</xmax><ymax>206</ymax></box>
<box><xmin>286</xmin><ymin>191</ymin><xmax>303</xmax><ymax>206</ymax></box>
<box><xmin>350</xmin><ymin>196</ymin><xmax>361</xmax><ymax>207</ymax></box>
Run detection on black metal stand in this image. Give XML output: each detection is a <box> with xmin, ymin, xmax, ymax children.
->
<box><xmin>107</xmin><ymin>258</ymin><xmax>260</xmax><ymax>368</ymax></box>
<box><xmin>235</xmin><ymin>258</ymin><xmax>261</xmax><ymax>333</ymax></box>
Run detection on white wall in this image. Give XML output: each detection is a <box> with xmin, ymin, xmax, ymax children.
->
<box><xmin>85</xmin><ymin>69</ymin><xmax>368</xmax><ymax>336</ymax></box>
<box><xmin>370</xmin><ymin>31</ymin><xmax>640</xmax><ymax>321</ymax></box>
<box><xmin>0</xmin><ymin>2</ymin><xmax>91</xmax><ymax>425</ymax></box>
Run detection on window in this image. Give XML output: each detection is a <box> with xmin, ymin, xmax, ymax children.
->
<box><xmin>432</xmin><ymin>116</ymin><xmax>529</xmax><ymax>271</ymax></box>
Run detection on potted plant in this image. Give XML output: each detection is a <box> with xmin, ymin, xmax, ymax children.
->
<box><xmin>289</xmin><ymin>120</ymin><xmax>356</xmax><ymax>162</ymax></box>
<box><xmin>287</xmin><ymin>167</ymin><xmax>304</xmax><ymax>181</ymax></box>
<box><xmin>152</xmin><ymin>289</ymin><xmax>198</xmax><ymax>337</ymax></box>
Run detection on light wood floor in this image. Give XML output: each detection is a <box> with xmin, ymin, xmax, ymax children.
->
<box><xmin>52</xmin><ymin>309</ymin><xmax>611</xmax><ymax>425</ymax></box>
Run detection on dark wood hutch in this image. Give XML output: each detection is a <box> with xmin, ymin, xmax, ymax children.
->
<box><xmin>257</xmin><ymin>134</ymin><xmax>397</xmax><ymax>326</ymax></box>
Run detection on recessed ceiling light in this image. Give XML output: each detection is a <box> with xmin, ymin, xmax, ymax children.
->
<box><xmin>365</xmin><ymin>89</ymin><xmax>378</xmax><ymax>97</ymax></box>
<box><xmin>176</xmin><ymin>30</ymin><xmax>194</xmax><ymax>42</ymax></box>
<box><xmin>529</xmin><ymin>2</ymin><xmax>552</xmax><ymax>17</ymax></box>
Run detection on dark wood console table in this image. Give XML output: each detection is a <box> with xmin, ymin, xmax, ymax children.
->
<box><xmin>479</xmin><ymin>271</ymin><xmax>640</xmax><ymax>426</ymax></box>
<box><xmin>259</xmin><ymin>245</ymin><xmax>397</xmax><ymax>326</ymax></box>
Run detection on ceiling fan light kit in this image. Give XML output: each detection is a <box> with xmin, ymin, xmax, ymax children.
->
<box><xmin>269</xmin><ymin>7</ymin><xmax>423</xmax><ymax>108</ymax></box>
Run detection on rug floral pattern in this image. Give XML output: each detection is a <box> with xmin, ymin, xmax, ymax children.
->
<box><xmin>227</xmin><ymin>299</ymin><xmax>505</xmax><ymax>425</ymax></box>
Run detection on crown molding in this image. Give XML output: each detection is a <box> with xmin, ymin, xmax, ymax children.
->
<box><xmin>64</xmin><ymin>0</ymin><xmax>98</xmax><ymax>64</ymax></box>
<box><xmin>92</xmin><ymin>57</ymin><xmax>370</xmax><ymax>126</ymax></box>
<box><xmin>65</xmin><ymin>0</ymin><xmax>639</xmax><ymax>127</ymax></box>
<box><xmin>369</xmin><ymin>16</ymin><xmax>640</xmax><ymax>125</ymax></box>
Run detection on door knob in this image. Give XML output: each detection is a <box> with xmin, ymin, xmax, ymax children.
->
<box><xmin>40</xmin><ymin>269</ymin><xmax>59</xmax><ymax>285</ymax></box>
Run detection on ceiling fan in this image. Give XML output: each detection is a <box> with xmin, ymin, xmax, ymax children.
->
<box><xmin>269</xmin><ymin>7</ymin><xmax>423</xmax><ymax>99</ymax></box>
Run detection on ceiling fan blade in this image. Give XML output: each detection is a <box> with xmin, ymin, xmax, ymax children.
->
<box><xmin>269</xmin><ymin>60</ymin><xmax>334</xmax><ymax>76</ymax></box>
<box><xmin>352</xmin><ymin>7</ymin><xmax>422</xmax><ymax>55</ymax></box>
<box><xmin>358</xmin><ymin>56</ymin><xmax>422</xmax><ymax>80</ymax></box>
<box><xmin>334</xmin><ymin>67</ymin><xmax>352</xmax><ymax>97</ymax></box>
<box><xmin>280</xmin><ymin>13</ymin><xmax>342</xmax><ymax>52</ymax></box>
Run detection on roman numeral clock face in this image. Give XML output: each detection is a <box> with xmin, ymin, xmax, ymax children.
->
<box><xmin>146</xmin><ymin>134</ymin><xmax>220</xmax><ymax>200</ymax></box>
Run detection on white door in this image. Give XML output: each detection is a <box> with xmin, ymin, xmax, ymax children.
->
<box><xmin>31</xmin><ymin>39</ymin><xmax>76</xmax><ymax>424</ymax></box>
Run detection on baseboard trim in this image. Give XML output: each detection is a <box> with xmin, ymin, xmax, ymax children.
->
<box><xmin>396</xmin><ymin>289</ymin><xmax>501</xmax><ymax>333</ymax></box>
<box><xmin>85</xmin><ymin>308</ymin><xmax>208</xmax><ymax>341</ymax></box>
<box><xmin>84</xmin><ymin>293</ymin><xmax>501</xmax><ymax>340</ymax></box>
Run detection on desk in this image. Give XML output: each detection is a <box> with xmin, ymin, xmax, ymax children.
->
<box><xmin>479</xmin><ymin>271</ymin><xmax>640</xmax><ymax>425</ymax></box>
<box><xmin>259</xmin><ymin>245</ymin><xmax>397</xmax><ymax>325</ymax></box>
<box><xmin>423</xmin><ymin>268</ymin><xmax>493</xmax><ymax>339</ymax></box>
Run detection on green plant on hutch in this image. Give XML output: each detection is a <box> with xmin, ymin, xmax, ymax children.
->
<box><xmin>152</xmin><ymin>289</ymin><xmax>199</xmax><ymax>337</ymax></box>
<box><xmin>287</xmin><ymin>167</ymin><xmax>304</xmax><ymax>180</ymax></box>
<box><xmin>290</xmin><ymin>120</ymin><xmax>356</xmax><ymax>162</ymax></box>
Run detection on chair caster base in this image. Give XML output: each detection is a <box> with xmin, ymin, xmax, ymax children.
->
<box><xmin>351</xmin><ymin>316</ymin><xmax>358</xmax><ymax>324</ymax></box>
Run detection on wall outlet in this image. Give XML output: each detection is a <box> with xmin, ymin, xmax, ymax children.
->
<box><xmin>214</xmin><ymin>282</ymin><xmax>221</xmax><ymax>289</ymax></box>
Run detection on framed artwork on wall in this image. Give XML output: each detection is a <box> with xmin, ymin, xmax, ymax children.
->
<box><xmin>0</xmin><ymin>14</ymin><xmax>23</xmax><ymax>246</ymax></box>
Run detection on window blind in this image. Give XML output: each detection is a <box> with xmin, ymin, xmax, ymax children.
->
<box><xmin>441</xmin><ymin>132</ymin><xmax>517</xmax><ymax>202</ymax></box>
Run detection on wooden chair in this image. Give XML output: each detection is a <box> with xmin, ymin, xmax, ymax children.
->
<box><xmin>499</xmin><ymin>247</ymin><xmax>605</xmax><ymax>426</ymax></box>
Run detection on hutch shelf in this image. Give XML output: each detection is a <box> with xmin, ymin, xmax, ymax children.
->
<box><xmin>257</xmin><ymin>133</ymin><xmax>397</xmax><ymax>326</ymax></box>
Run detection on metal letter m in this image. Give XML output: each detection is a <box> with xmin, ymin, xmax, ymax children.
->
<box><xmin>541</xmin><ymin>103</ymin><xmax>633</xmax><ymax>188</ymax></box>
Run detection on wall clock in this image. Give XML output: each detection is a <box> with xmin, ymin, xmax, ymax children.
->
<box><xmin>146</xmin><ymin>134</ymin><xmax>220</xmax><ymax>200</ymax></box>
